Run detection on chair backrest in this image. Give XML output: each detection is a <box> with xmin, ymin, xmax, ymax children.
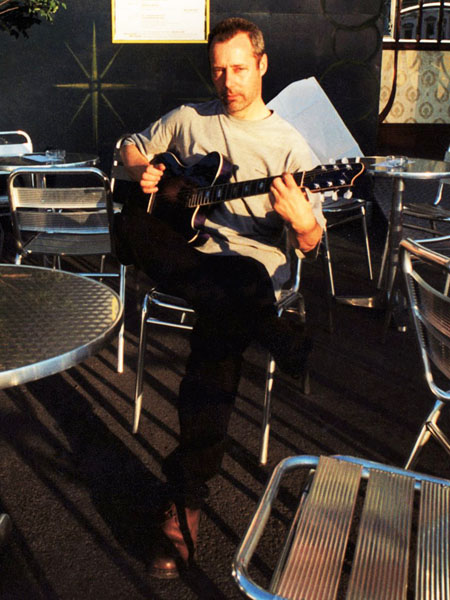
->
<box><xmin>0</xmin><ymin>130</ymin><xmax>33</xmax><ymax>157</ymax></box>
<box><xmin>433</xmin><ymin>176</ymin><xmax>450</xmax><ymax>206</ymax></box>
<box><xmin>7</xmin><ymin>167</ymin><xmax>114</xmax><ymax>254</ymax></box>
<box><xmin>401</xmin><ymin>237</ymin><xmax>450</xmax><ymax>403</ymax></box>
<box><xmin>110</xmin><ymin>134</ymin><xmax>133</xmax><ymax>190</ymax></box>
<box><xmin>444</xmin><ymin>143</ymin><xmax>450</xmax><ymax>163</ymax></box>
<box><xmin>431</xmin><ymin>144</ymin><xmax>450</xmax><ymax>205</ymax></box>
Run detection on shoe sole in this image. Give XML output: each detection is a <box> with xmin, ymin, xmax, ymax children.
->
<box><xmin>149</xmin><ymin>565</ymin><xmax>180</xmax><ymax>580</ymax></box>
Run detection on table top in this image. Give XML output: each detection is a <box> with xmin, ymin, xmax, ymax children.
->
<box><xmin>0</xmin><ymin>264</ymin><xmax>123</xmax><ymax>389</ymax></box>
<box><xmin>0</xmin><ymin>153</ymin><xmax>98</xmax><ymax>174</ymax></box>
<box><xmin>362</xmin><ymin>155</ymin><xmax>450</xmax><ymax>179</ymax></box>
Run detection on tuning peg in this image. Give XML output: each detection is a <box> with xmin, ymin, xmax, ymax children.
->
<box><xmin>341</xmin><ymin>157</ymin><xmax>349</xmax><ymax>164</ymax></box>
<box><xmin>355</xmin><ymin>156</ymin><xmax>361</xmax><ymax>163</ymax></box>
<box><xmin>328</xmin><ymin>158</ymin><xmax>336</xmax><ymax>164</ymax></box>
<box><xmin>344</xmin><ymin>189</ymin><xmax>353</xmax><ymax>199</ymax></box>
<box><xmin>332</xmin><ymin>190</ymin><xmax>338</xmax><ymax>201</ymax></box>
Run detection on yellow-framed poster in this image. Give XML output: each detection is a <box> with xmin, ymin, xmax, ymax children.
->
<box><xmin>112</xmin><ymin>0</ymin><xmax>209</xmax><ymax>43</ymax></box>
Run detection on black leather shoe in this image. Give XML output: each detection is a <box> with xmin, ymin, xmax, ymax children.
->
<box><xmin>149</xmin><ymin>503</ymin><xmax>201</xmax><ymax>579</ymax></box>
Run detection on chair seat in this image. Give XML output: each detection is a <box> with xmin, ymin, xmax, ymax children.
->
<box><xmin>22</xmin><ymin>232</ymin><xmax>111</xmax><ymax>256</ymax></box>
<box><xmin>233</xmin><ymin>455</ymin><xmax>450</xmax><ymax>600</ymax></box>
<box><xmin>322</xmin><ymin>196</ymin><xmax>365</xmax><ymax>213</ymax></box>
<box><xmin>403</xmin><ymin>201</ymin><xmax>450</xmax><ymax>220</ymax></box>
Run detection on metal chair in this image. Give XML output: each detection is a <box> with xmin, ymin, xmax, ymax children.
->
<box><xmin>233</xmin><ymin>454</ymin><xmax>450</xmax><ymax>600</ymax></box>
<box><xmin>318</xmin><ymin>190</ymin><xmax>373</xmax><ymax>332</ymax></box>
<box><xmin>400</xmin><ymin>236</ymin><xmax>450</xmax><ymax>469</ymax></box>
<box><xmin>402</xmin><ymin>177</ymin><xmax>450</xmax><ymax>235</ymax></box>
<box><xmin>7</xmin><ymin>166</ymin><xmax>126</xmax><ymax>373</ymax></box>
<box><xmin>132</xmin><ymin>255</ymin><xmax>306</xmax><ymax>466</ymax></box>
<box><xmin>321</xmin><ymin>194</ymin><xmax>373</xmax><ymax>297</ymax></box>
<box><xmin>0</xmin><ymin>130</ymin><xmax>33</xmax><ymax>205</ymax></box>
<box><xmin>0</xmin><ymin>130</ymin><xmax>33</xmax><ymax>158</ymax></box>
<box><xmin>0</xmin><ymin>130</ymin><xmax>33</xmax><ymax>255</ymax></box>
<box><xmin>377</xmin><ymin>146</ymin><xmax>450</xmax><ymax>289</ymax></box>
<box><xmin>401</xmin><ymin>144</ymin><xmax>450</xmax><ymax>237</ymax></box>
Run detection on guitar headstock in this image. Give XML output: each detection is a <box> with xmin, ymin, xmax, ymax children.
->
<box><xmin>302</xmin><ymin>159</ymin><xmax>365</xmax><ymax>194</ymax></box>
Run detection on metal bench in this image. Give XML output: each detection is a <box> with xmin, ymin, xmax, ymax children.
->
<box><xmin>233</xmin><ymin>455</ymin><xmax>450</xmax><ymax>600</ymax></box>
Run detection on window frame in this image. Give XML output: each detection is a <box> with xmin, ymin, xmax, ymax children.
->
<box><xmin>383</xmin><ymin>0</ymin><xmax>450</xmax><ymax>49</ymax></box>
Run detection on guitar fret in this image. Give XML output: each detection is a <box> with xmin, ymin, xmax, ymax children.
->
<box><xmin>189</xmin><ymin>192</ymin><xmax>198</xmax><ymax>207</ymax></box>
<box><xmin>215</xmin><ymin>185</ymin><xmax>224</xmax><ymax>201</ymax></box>
<box><xmin>257</xmin><ymin>179</ymin><xmax>268</xmax><ymax>194</ymax></box>
<box><xmin>230</xmin><ymin>183</ymin><xmax>241</xmax><ymax>199</ymax></box>
<box><xmin>243</xmin><ymin>183</ymin><xmax>252</xmax><ymax>196</ymax></box>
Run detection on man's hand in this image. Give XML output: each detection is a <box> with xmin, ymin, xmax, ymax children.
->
<box><xmin>120</xmin><ymin>143</ymin><xmax>166</xmax><ymax>195</ymax></box>
<box><xmin>270</xmin><ymin>172</ymin><xmax>323</xmax><ymax>253</ymax></box>
<box><xmin>140</xmin><ymin>163</ymin><xmax>166</xmax><ymax>195</ymax></box>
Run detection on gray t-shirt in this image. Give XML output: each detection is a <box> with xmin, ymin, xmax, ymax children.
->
<box><xmin>125</xmin><ymin>99</ymin><xmax>325</xmax><ymax>293</ymax></box>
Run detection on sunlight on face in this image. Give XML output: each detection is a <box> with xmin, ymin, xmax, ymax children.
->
<box><xmin>210</xmin><ymin>32</ymin><xmax>268</xmax><ymax>120</ymax></box>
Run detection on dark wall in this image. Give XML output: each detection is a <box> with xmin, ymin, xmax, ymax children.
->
<box><xmin>0</xmin><ymin>1</ymin><xmax>384</xmax><ymax>171</ymax></box>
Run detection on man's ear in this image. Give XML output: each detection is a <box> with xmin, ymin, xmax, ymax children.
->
<box><xmin>259</xmin><ymin>53</ymin><xmax>268</xmax><ymax>76</ymax></box>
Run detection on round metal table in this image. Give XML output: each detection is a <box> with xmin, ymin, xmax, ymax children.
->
<box><xmin>0</xmin><ymin>264</ymin><xmax>123</xmax><ymax>389</ymax></box>
<box><xmin>0</xmin><ymin>153</ymin><xmax>98</xmax><ymax>175</ymax></box>
<box><xmin>336</xmin><ymin>156</ymin><xmax>450</xmax><ymax>319</ymax></box>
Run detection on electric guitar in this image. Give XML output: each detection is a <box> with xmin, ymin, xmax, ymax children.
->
<box><xmin>116</xmin><ymin>151</ymin><xmax>365</xmax><ymax>243</ymax></box>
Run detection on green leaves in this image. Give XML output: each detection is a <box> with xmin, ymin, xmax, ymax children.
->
<box><xmin>0</xmin><ymin>0</ymin><xmax>66</xmax><ymax>37</ymax></box>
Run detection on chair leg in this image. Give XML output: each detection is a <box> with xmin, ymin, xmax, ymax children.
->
<box><xmin>361</xmin><ymin>207</ymin><xmax>373</xmax><ymax>280</ymax></box>
<box><xmin>133</xmin><ymin>294</ymin><xmax>150</xmax><ymax>434</ymax></box>
<box><xmin>320</xmin><ymin>231</ymin><xmax>335</xmax><ymax>333</ymax></box>
<box><xmin>259</xmin><ymin>298</ymin><xmax>309</xmax><ymax>465</ymax></box>
<box><xmin>117</xmin><ymin>264</ymin><xmax>126</xmax><ymax>373</ymax></box>
<box><xmin>404</xmin><ymin>398</ymin><xmax>445</xmax><ymax>469</ymax></box>
<box><xmin>259</xmin><ymin>354</ymin><xmax>276</xmax><ymax>466</ymax></box>
<box><xmin>321</xmin><ymin>228</ymin><xmax>336</xmax><ymax>297</ymax></box>
<box><xmin>377</xmin><ymin>231</ymin><xmax>389</xmax><ymax>290</ymax></box>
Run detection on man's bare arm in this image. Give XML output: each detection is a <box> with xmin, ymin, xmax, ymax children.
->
<box><xmin>270</xmin><ymin>172</ymin><xmax>323</xmax><ymax>253</ymax></box>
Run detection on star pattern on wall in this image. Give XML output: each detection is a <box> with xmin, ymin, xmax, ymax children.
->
<box><xmin>54</xmin><ymin>22</ymin><xmax>136</xmax><ymax>146</ymax></box>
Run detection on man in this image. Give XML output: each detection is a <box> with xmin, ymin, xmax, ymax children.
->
<box><xmin>116</xmin><ymin>17</ymin><xmax>324</xmax><ymax>578</ymax></box>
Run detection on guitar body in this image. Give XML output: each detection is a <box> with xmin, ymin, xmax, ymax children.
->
<box><xmin>117</xmin><ymin>151</ymin><xmax>233</xmax><ymax>243</ymax></box>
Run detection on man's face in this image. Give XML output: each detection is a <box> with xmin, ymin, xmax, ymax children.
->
<box><xmin>209</xmin><ymin>32</ymin><xmax>267</xmax><ymax>120</ymax></box>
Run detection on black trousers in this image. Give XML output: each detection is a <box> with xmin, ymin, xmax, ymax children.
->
<box><xmin>116</xmin><ymin>202</ymin><xmax>279</xmax><ymax>508</ymax></box>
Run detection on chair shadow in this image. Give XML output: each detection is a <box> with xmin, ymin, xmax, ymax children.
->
<box><xmin>3</xmin><ymin>371</ymin><xmax>168</xmax><ymax>568</ymax></box>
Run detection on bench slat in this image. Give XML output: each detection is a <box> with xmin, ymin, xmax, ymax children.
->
<box><xmin>275</xmin><ymin>456</ymin><xmax>362</xmax><ymax>600</ymax></box>
<box><xmin>417</xmin><ymin>481</ymin><xmax>450</xmax><ymax>600</ymax></box>
<box><xmin>346</xmin><ymin>469</ymin><xmax>415</xmax><ymax>600</ymax></box>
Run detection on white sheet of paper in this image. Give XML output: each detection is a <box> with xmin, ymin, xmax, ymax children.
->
<box><xmin>268</xmin><ymin>78</ymin><xmax>363</xmax><ymax>163</ymax></box>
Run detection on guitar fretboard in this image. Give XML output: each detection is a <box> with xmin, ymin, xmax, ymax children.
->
<box><xmin>184</xmin><ymin>163</ymin><xmax>361</xmax><ymax>208</ymax></box>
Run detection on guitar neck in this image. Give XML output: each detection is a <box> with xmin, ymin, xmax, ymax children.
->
<box><xmin>185</xmin><ymin>163</ymin><xmax>363</xmax><ymax>208</ymax></box>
